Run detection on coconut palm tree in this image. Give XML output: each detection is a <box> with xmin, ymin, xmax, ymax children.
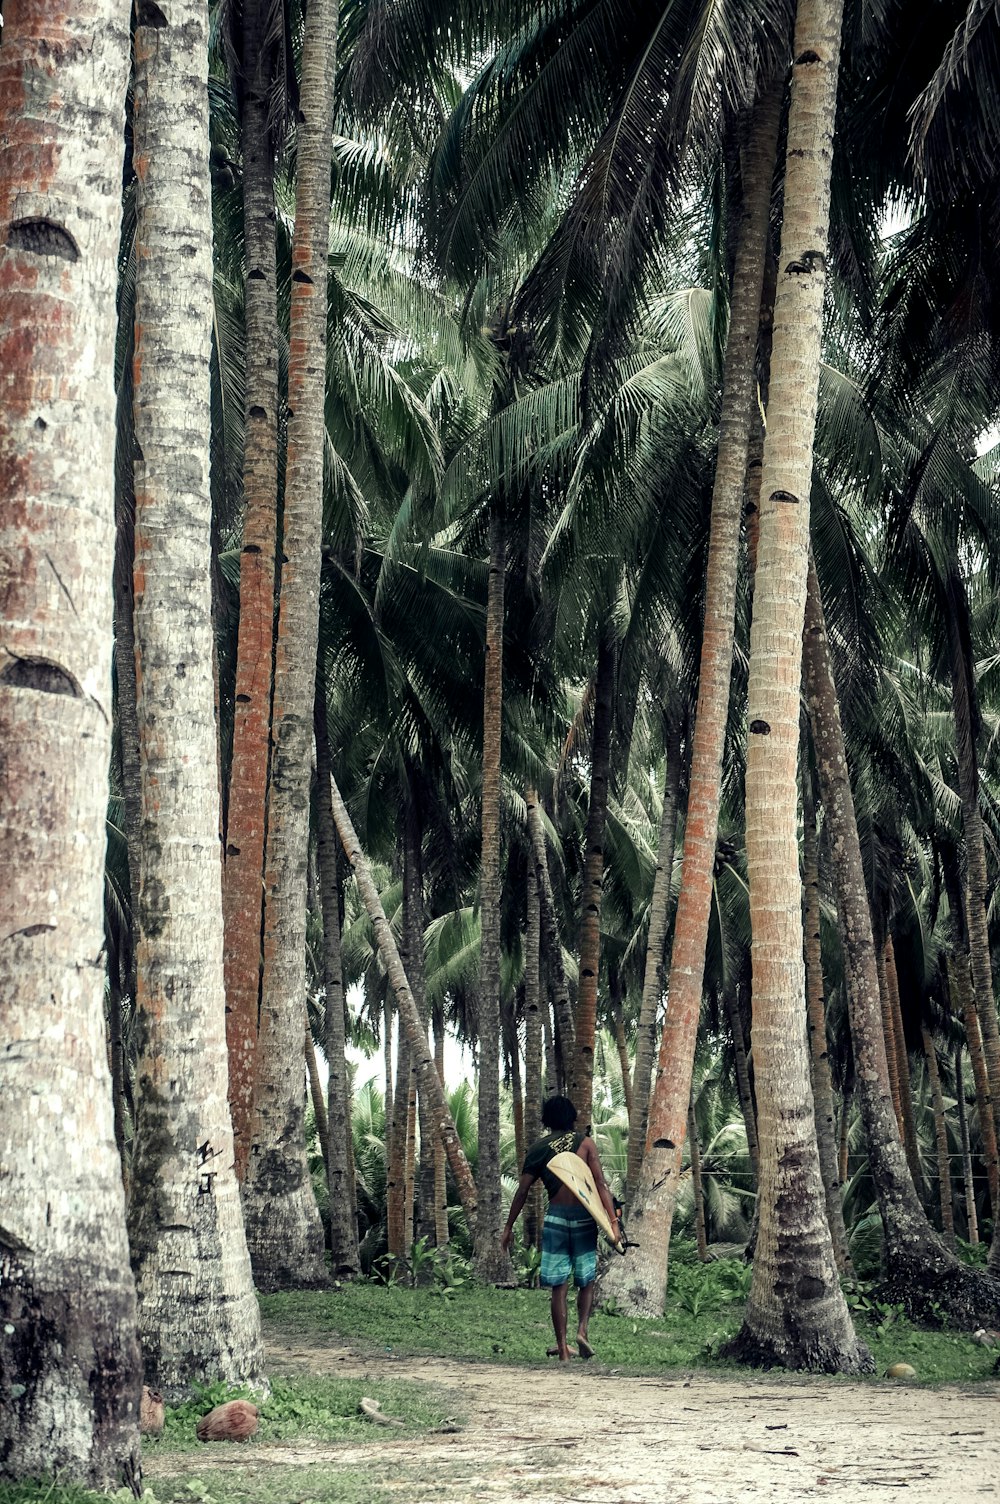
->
<box><xmin>0</xmin><ymin>2</ymin><xmax>141</xmax><ymax>1486</ymax></box>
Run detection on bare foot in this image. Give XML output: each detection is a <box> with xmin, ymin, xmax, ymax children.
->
<box><xmin>577</xmin><ymin>1333</ymin><xmax>595</xmax><ymax>1360</ymax></box>
<box><xmin>546</xmin><ymin>1344</ymin><xmax>578</xmax><ymax>1358</ymax></box>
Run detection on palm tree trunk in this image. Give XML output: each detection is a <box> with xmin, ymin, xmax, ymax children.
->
<box><xmin>474</xmin><ymin>509</ymin><xmax>515</xmax><ymax>1281</ymax></box>
<box><xmin>384</xmin><ymin>989</ymin><xmax>394</xmax><ymax>1123</ymax></box>
<box><xmin>613</xmin><ymin>993</ymin><xmax>634</xmax><ymax>1122</ymax></box>
<box><xmin>404</xmin><ymin>1069</ymin><xmax>418</xmax><ymax>1252</ymax></box>
<box><xmin>223</xmin><ymin>0</ymin><xmax>283</xmax><ymax>1183</ymax></box>
<box><xmin>0</xmin><ymin>3</ymin><xmax>141</xmax><ymax>1482</ymax></box>
<box><xmin>877</xmin><ymin>942</ymin><xmax>905</xmax><ymax>1141</ymax></box>
<box><xmin>920</xmin><ymin>1023</ymin><xmax>955</xmax><ymax>1250</ymax></box>
<box><xmin>304</xmin><ymin>1012</ymin><xmax>329</xmax><ymax>1176</ymax></box>
<box><xmin>314</xmin><ymin>680</ymin><xmax>360</xmax><ymax>1275</ymax></box>
<box><xmin>688</xmin><ymin>1094</ymin><xmax>709</xmax><ymax>1262</ymax></box>
<box><xmin>572</xmin><ymin>627</ymin><xmax>616</xmax><ymax>1119</ymax></box>
<box><xmin>127</xmin><ymin>0</ymin><xmax>264</xmax><ymax>1397</ymax></box>
<box><xmin>108</xmin><ymin>969</ymin><xmax>130</xmax><ymax>1187</ymax></box>
<box><xmin>947</xmin><ymin>593</ymin><xmax>1000</xmax><ymax>1193</ymax></box>
<box><xmin>626</xmin><ymin>720</ymin><xmax>681</xmax><ymax>1201</ymax></box>
<box><xmin>508</xmin><ymin>997</ymin><xmax>526</xmax><ymax>1167</ymax></box>
<box><xmin>328</xmin><ymin>770</ymin><xmax>479</xmax><ymax>1223</ymax></box>
<box><xmin>526</xmin><ymin>785</ymin><xmax>576</xmax><ymax>1079</ymax></box>
<box><xmin>543</xmin><ymin>990</ymin><xmax>558</xmax><ymax>1096</ymax></box>
<box><xmin>113</xmin><ymin>471</ymin><xmax>142</xmax><ymax>1015</ymax></box>
<box><xmin>386</xmin><ymin>1030</ymin><xmax>409</xmax><ymax>1260</ymax></box>
<box><xmin>605</xmin><ymin>80</ymin><xmax>782</xmax><ymax>1321</ymax></box>
<box><xmin>803</xmin><ymin>556</ymin><xmax>999</xmax><ymax>1326</ymax></box>
<box><xmin>953</xmin><ymin>1044</ymin><xmax>979</xmax><ymax>1245</ymax></box>
<box><xmin>837</xmin><ymin>1076</ymin><xmax>852</xmax><ymax>1186</ymax></box>
<box><xmin>433</xmin><ymin>1016</ymin><xmax>450</xmax><ymax>1247</ymax></box>
<box><xmin>945</xmin><ymin>945</ymin><xmax>998</xmax><ymax>1219</ymax></box>
<box><xmin>524</xmin><ymin>855</ymin><xmax>545</xmax><ymax>1247</ymax></box>
<box><xmin>241</xmin><ymin>0</ymin><xmax>338</xmax><ymax>1292</ymax></box>
<box><xmin>402</xmin><ymin>792</ymin><xmax>436</xmax><ymax>1245</ymax></box>
<box><xmin>726</xmin><ymin>982</ymin><xmax>760</xmax><ymax>1185</ymax></box>
<box><xmin>885</xmin><ymin>935</ymin><xmax>924</xmax><ymax>1195</ymax></box>
<box><xmin>802</xmin><ymin>751</ymin><xmax>851</xmax><ymax>1273</ymax></box>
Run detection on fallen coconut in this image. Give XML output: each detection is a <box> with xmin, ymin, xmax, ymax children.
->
<box><xmin>884</xmin><ymin>1362</ymin><xmax>917</xmax><ymax>1380</ymax></box>
<box><xmin>140</xmin><ymin>1386</ymin><xmax>165</xmax><ymax>1436</ymax></box>
<box><xmin>196</xmin><ymin>1399</ymin><xmax>259</xmax><ymax>1442</ymax></box>
<box><xmin>359</xmin><ymin>1397</ymin><xmax>404</xmax><ymax>1428</ymax></box>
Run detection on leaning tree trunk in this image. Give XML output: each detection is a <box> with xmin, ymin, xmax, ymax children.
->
<box><xmin>127</xmin><ymin>0</ymin><xmax>264</xmax><ymax>1398</ymax></box>
<box><xmin>329</xmin><ymin>770</ymin><xmax>479</xmax><ymax>1224</ymax></box>
<box><xmin>240</xmin><ymin>0</ymin><xmax>338</xmax><ymax>1291</ymax></box>
<box><xmin>802</xmin><ymin>749</ymin><xmax>851</xmax><ymax>1273</ymax></box>
<box><xmin>571</xmin><ymin>626</ymin><xmax>616</xmax><ymax>1120</ymax></box>
<box><xmin>920</xmin><ymin>1022</ymin><xmax>955</xmax><ymax>1250</ymax></box>
<box><xmin>524</xmin><ymin>853</ymin><xmax>545</xmax><ymax>1247</ymax></box>
<box><xmin>626</xmin><ymin>720</ymin><xmax>681</xmax><ymax>1201</ymax></box>
<box><xmin>0</xmin><ymin>2</ymin><xmax>141</xmax><ymax>1487</ymax></box>
<box><xmin>223</xmin><ymin>0</ymin><xmax>284</xmax><ymax>1182</ymax></box>
<box><xmin>726</xmin><ymin>0</ymin><xmax>871</xmax><ymax>1373</ymax></box>
<box><xmin>314</xmin><ymin>676</ymin><xmax>360</xmax><ymax>1276</ymax></box>
<box><xmin>953</xmin><ymin>1043</ymin><xmax>979</xmax><ymax>1245</ymax></box>
<box><xmin>804</xmin><ymin>556</ymin><xmax>1000</xmax><ymax>1326</ymax></box>
<box><xmin>885</xmin><ymin>934</ymin><xmax>924</xmax><ymax>1196</ymax></box>
<box><xmin>474</xmin><ymin>508</ymin><xmax>516</xmax><ymax>1281</ymax></box>
<box><xmin>602</xmin><ymin>81</ymin><xmax>782</xmax><ymax>1319</ymax></box>
<box><xmin>526</xmin><ymin>784</ymin><xmax>576</xmax><ymax>1075</ymax></box>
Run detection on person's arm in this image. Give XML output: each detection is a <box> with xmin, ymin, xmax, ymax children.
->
<box><xmin>582</xmin><ymin>1137</ymin><xmax>619</xmax><ymax>1233</ymax></box>
<box><xmin>501</xmin><ymin>1171</ymin><xmax>537</xmax><ymax>1251</ymax></box>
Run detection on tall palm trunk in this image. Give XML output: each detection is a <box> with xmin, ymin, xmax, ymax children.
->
<box><xmin>626</xmin><ymin>721</ymin><xmax>681</xmax><ymax>1201</ymax></box>
<box><xmin>526</xmin><ymin>785</ymin><xmax>576</xmax><ymax>1079</ymax></box>
<box><xmin>946</xmin><ymin>592</ymin><xmax>1000</xmax><ymax>1209</ymax></box>
<box><xmin>524</xmin><ymin>854</ymin><xmax>544</xmax><ymax>1247</ymax></box>
<box><xmin>475</xmin><ymin>509</ymin><xmax>515</xmax><ymax>1280</ymax></box>
<box><xmin>953</xmin><ymin>1044</ymin><xmax>979</xmax><ymax>1245</ymax></box>
<box><xmin>728</xmin><ymin>0</ymin><xmax>871</xmax><ymax>1372</ymax></box>
<box><xmin>725</xmin><ymin>982</ymin><xmax>760</xmax><ymax>1184</ymax></box>
<box><xmin>803</xmin><ymin>556</ymin><xmax>1000</xmax><ymax>1325</ymax></box>
<box><xmin>508</xmin><ymin>994</ymin><xmax>526</xmax><ymax>1166</ymax></box>
<box><xmin>0</xmin><ymin>2</ymin><xmax>141</xmax><ymax>1485</ymax></box>
<box><xmin>885</xmin><ymin>935</ymin><xmax>924</xmax><ymax>1194</ymax></box>
<box><xmin>433</xmin><ymin>1016</ymin><xmax>450</xmax><ymax>1247</ymax></box>
<box><xmin>920</xmin><ymin>1023</ymin><xmax>955</xmax><ymax>1250</ymax></box>
<box><xmin>571</xmin><ymin>627</ymin><xmax>616</xmax><ymax>1120</ymax></box>
<box><xmin>877</xmin><ymin>942</ymin><xmax>905</xmax><ymax>1141</ymax></box>
<box><xmin>404</xmin><ymin>1069</ymin><xmax>418</xmax><ymax>1251</ymax></box>
<box><xmin>224</xmin><ymin>0</ymin><xmax>283</xmax><ymax>1181</ymax></box>
<box><xmin>386</xmin><ymin>1030</ymin><xmax>410</xmax><ymax>1259</ymax></box>
<box><xmin>402</xmin><ymin>792</ymin><xmax>436</xmax><ymax>1244</ymax></box>
<box><xmin>328</xmin><ymin>770</ymin><xmax>479</xmax><ymax>1221</ymax></box>
<box><xmin>241</xmin><ymin>0</ymin><xmax>338</xmax><ymax>1291</ymax></box>
<box><xmin>837</xmin><ymin>1075</ymin><xmax>852</xmax><ymax>1185</ymax></box>
<box><xmin>688</xmin><ymin>1094</ymin><xmax>709</xmax><ymax>1262</ymax></box>
<box><xmin>314</xmin><ymin>678</ymin><xmax>360</xmax><ymax>1276</ymax></box>
<box><xmin>127</xmin><ymin>0</ymin><xmax>264</xmax><ymax>1399</ymax></box>
<box><xmin>802</xmin><ymin>752</ymin><xmax>851</xmax><ymax>1273</ymax></box>
<box><xmin>944</xmin><ymin>934</ymin><xmax>998</xmax><ymax>1219</ymax></box>
<box><xmin>603</xmin><ymin>82</ymin><xmax>782</xmax><ymax>1319</ymax></box>
<box><xmin>304</xmin><ymin>1010</ymin><xmax>329</xmax><ymax>1173</ymax></box>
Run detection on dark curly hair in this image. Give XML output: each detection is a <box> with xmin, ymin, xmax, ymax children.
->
<box><xmin>541</xmin><ymin>1095</ymin><xmax>578</xmax><ymax>1132</ymax></box>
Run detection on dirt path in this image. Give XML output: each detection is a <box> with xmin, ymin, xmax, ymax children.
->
<box><xmin>220</xmin><ymin>1331</ymin><xmax>1000</xmax><ymax>1503</ymax></box>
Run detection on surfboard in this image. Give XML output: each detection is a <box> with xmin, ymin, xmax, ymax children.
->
<box><xmin>547</xmin><ymin>1151</ymin><xmax>626</xmax><ymax>1254</ymax></box>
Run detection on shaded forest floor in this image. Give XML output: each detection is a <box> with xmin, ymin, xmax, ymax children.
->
<box><xmin>135</xmin><ymin>1278</ymin><xmax>999</xmax><ymax>1504</ymax></box>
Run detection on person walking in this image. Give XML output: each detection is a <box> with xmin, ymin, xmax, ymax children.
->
<box><xmin>501</xmin><ymin>1095</ymin><xmax>618</xmax><ymax>1360</ymax></box>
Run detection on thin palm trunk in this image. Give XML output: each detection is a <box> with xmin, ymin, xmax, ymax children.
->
<box><xmin>113</xmin><ymin>463</ymin><xmax>142</xmax><ymax>1017</ymax></box>
<box><xmin>524</xmin><ymin>856</ymin><xmax>545</xmax><ymax>1247</ymax></box>
<box><xmin>885</xmin><ymin>935</ymin><xmax>924</xmax><ymax>1195</ymax></box>
<box><xmin>604</xmin><ymin>81</ymin><xmax>782</xmax><ymax>1319</ymax></box>
<box><xmin>625</xmin><ymin>720</ymin><xmax>681</xmax><ymax>1201</ymax></box>
<box><xmin>0</xmin><ymin>3</ymin><xmax>141</xmax><ymax>1482</ymax></box>
<box><xmin>475</xmin><ymin>509</ymin><xmax>515</xmax><ymax>1280</ymax></box>
<box><xmin>543</xmin><ymin>991</ymin><xmax>558</xmax><ymax>1096</ymax></box>
<box><xmin>384</xmin><ymin>989</ymin><xmax>394</xmax><ymax>1122</ymax></box>
<box><xmin>877</xmin><ymin>943</ymin><xmax>905</xmax><ymax>1141</ymax></box>
<box><xmin>509</xmin><ymin>997</ymin><xmax>526</xmax><ymax>1167</ymax></box>
<box><xmin>945</xmin><ymin>945</ymin><xmax>998</xmax><ymax>1219</ymax></box>
<box><xmin>802</xmin><ymin>751</ymin><xmax>851</xmax><ymax>1273</ymax></box>
<box><xmin>404</xmin><ymin>1070</ymin><xmax>418</xmax><ymax>1252</ymax></box>
<box><xmin>402</xmin><ymin>793</ymin><xmax>436</xmax><ymax>1245</ymax></box>
<box><xmin>433</xmin><ymin>1017</ymin><xmax>450</xmax><ymax>1247</ymax></box>
<box><xmin>920</xmin><ymin>1023</ymin><xmax>955</xmax><ymax>1250</ymax></box>
<box><xmin>726</xmin><ymin>983</ymin><xmax>760</xmax><ymax>1185</ymax></box>
<box><xmin>224</xmin><ymin>0</ymin><xmax>283</xmax><ymax>1181</ymax></box>
<box><xmin>953</xmin><ymin>1044</ymin><xmax>979</xmax><ymax>1245</ymax></box>
<box><xmin>688</xmin><ymin>1094</ymin><xmax>709</xmax><ymax>1262</ymax></box>
<box><xmin>386</xmin><ymin>1030</ymin><xmax>409</xmax><ymax>1260</ymax></box>
<box><xmin>328</xmin><ymin>770</ymin><xmax>479</xmax><ymax>1222</ymax></box>
<box><xmin>305</xmin><ymin>1013</ymin><xmax>329</xmax><ymax>1174</ymax></box>
<box><xmin>314</xmin><ymin>679</ymin><xmax>360</xmax><ymax>1275</ymax></box>
<box><xmin>837</xmin><ymin>1076</ymin><xmax>852</xmax><ymax>1186</ymax></box>
<box><xmin>613</xmin><ymin>995</ymin><xmax>634</xmax><ymax>1122</ymax></box>
<box><xmin>572</xmin><ymin>627</ymin><xmax>616</xmax><ymax>1119</ymax></box>
<box><xmin>803</xmin><ymin>556</ymin><xmax>1000</xmax><ymax>1325</ymax></box>
<box><xmin>241</xmin><ymin>0</ymin><xmax>338</xmax><ymax>1291</ymax></box>
<box><xmin>526</xmin><ymin>785</ymin><xmax>576</xmax><ymax>1075</ymax></box>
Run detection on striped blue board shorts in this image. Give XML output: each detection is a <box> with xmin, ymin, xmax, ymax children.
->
<box><xmin>540</xmin><ymin>1201</ymin><xmax>598</xmax><ymax>1288</ymax></box>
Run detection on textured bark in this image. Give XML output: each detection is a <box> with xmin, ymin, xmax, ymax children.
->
<box><xmin>0</xmin><ymin>3</ymin><xmax>141</xmax><ymax>1485</ymax></box>
<box><xmin>128</xmin><ymin>0</ymin><xmax>264</xmax><ymax>1398</ymax></box>
<box><xmin>688</xmin><ymin>1095</ymin><xmax>709</xmax><ymax>1262</ymax></box>
<box><xmin>386</xmin><ymin>1029</ymin><xmax>409</xmax><ymax>1260</ymax></box>
<box><xmin>524</xmin><ymin>856</ymin><xmax>545</xmax><ymax>1247</ymax></box>
<box><xmin>475</xmin><ymin>510</ymin><xmax>515</xmax><ymax>1281</ymax></box>
<box><xmin>802</xmin><ymin>754</ymin><xmax>851</xmax><ymax>1273</ymax></box>
<box><xmin>885</xmin><ymin>935</ymin><xmax>924</xmax><ymax>1195</ymax></box>
<box><xmin>314</xmin><ymin>685</ymin><xmax>360</xmax><ymax>1275</ymax></box>
<box><xmin>304</xmin><ymin>1013</ymin><xmax>329</xmax><ymax>1173</ymax></box>
<box><xmin>401</xmin><ymin>794</ymin><xmax>436</xmax><ymax>1246</ymax></box>
<box><xmin>526</xmin><ymin>784</ymin><xmax>576</xmax><ymax>1076</ymax></box>
<box><xmin>223</xmin><ymin>0</ymin><xmax>283</xmax><ymax>1181</ymax></box>
<box><xmin>727</xmin><ymin>1</ymin><xmax>871</xmax><ymax>1372</ymax></box>
<box><xmin>920</xmin><ymin>1023</ymin><xmax>955</xmax><ymax>1250</ymax></box>
<box><xmin>953</xmin><ymin>1045</ymin><xmax>979</xmax><ymax>1244</ymax></box>
<box><xmin>603</xmin><ymin>83</ymin><xmax>782</xmax><ymax>1320</ymax></box>
<box><xmin>947</xmin><ymin>602</ymin><xmax>1000</xmax><ymax>1190</ymax></box>
<box><xmin>837</xmin><ymin>1078</ymin><xmax>852</xmax><ymax>1186</ymax></box>
<box><xmin>877</xmin><ymin>943</ymin><xmax>904</xmax><ymax>1142</ymax></box>
<box><xmin>329</xmin><ymin>771</ymin><xmax>479</xmax><ymax>1223</ymax></box>
<box><xmin>726</xmin><ymin>983</ymin><xmax>760</xmax><ymax>1184</ymax></box>
<box><xmin>113</xmin><ymin>481</ymin><xmax>142</xmax><ymax>1012</ymax></box>
<box><xmin>947</xmin><ymin>949</ymin><xmax>998</xmax><ymax>1218</ymax></box>
<box><xmin>571</xmin><ymin>628</ymin><xmax>616</xmax><ymax>1119</ymax></box>
<box><xmin>543</xmin><ymin>988</ymin><xmax>558</xmax><ymax>1096</ymax></box>
<box><xmin>804</xmin><ymin>557</ymin><xmax>1000</xmax><ymax>1325</ymax></box>
<box><xmin>433</xmin><ymin>1016</ymin><xmax>450</xmax><ymax>1247</ymax></box>
<box><xmin>626</xmin><ymin>723</ymin><xmax>681</xmax><ymax>1201</ymax></box>
<box><xmin>508</xmin><ymin>996</ymin><xmax>526</xmax><ymax>1169</ymax></box>
<box><xmin>613</xmin><ymin>993</ymin><xmax>634</xmax><ymax>1121</ymax></box>
<box><xmin>404</xmin><ymin>1068</ymin><xmax>418</xmax><ymax>1252</ymax></box>
<box><xmin>108</xmin><ymin>968</ymin><xmax>130</xmax><ymax>1185</ymax></box>
<box><xmin>241</xmin><ymin>0</ymin><xmax>337</xmax><ymax>1291</ymax></box>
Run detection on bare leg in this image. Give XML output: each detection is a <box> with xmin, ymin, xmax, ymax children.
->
<box><xmin>550</xmin><ymin>1283</ymin><xmax>572</xmax><ymax>1360</ymax></box>
<box><xmin>577</xmin><ymin>1281</ymin><xmax>596</xmax><ymax>1354</ymax></box>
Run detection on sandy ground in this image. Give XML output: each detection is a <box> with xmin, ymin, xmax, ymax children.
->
<box><xmin>149</xmin><ymin>1330</ymin><xmax>1000</xmax><ymax>1503</ymax></box>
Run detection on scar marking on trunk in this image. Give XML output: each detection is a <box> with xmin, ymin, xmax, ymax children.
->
<box><xmin>749</xmin><ymin>719</ymin><xmax>771</xmax><ymax>735</ymax></box>
<box><xmin>795</xmin><ymin>50</ymin><xmax>822</xmax><ymax>64</ymax></box>
<box><xmin>137</xmin><ymin>0</ymin><xmax>168</xmax><ymax>26</ymax></box>
<box><xmin>7</xmin><ymin>218</ymin><xmax>79</xmax><ymax>262</ymax></box>
<box><xmin>0</xmin><ymin>656</ymin><xmax>80</xmax><ymax>697</ymax></box>
<box><xmin>3</xmin><ymin>923</ymin><xmax>55</xmax><ymax>941</ymax></box>
<box><xmin>46</xmin><ymin>555</ymin><xmax>78</xmax><ymax>616</ymax></box>
<box><xmin>652</xmin><ymin>1138</ymin><xmax>675</xmax><ymax>1151</ymax></box>
<box><xmin>292</xmin><ymin>270</ymin><xmax>314</xmax><ymax>285</ymax></box>
<box><xmin>770</xmin><ymin>490</ymin><xmax>799</xmax><ymax>504</ymax></box>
